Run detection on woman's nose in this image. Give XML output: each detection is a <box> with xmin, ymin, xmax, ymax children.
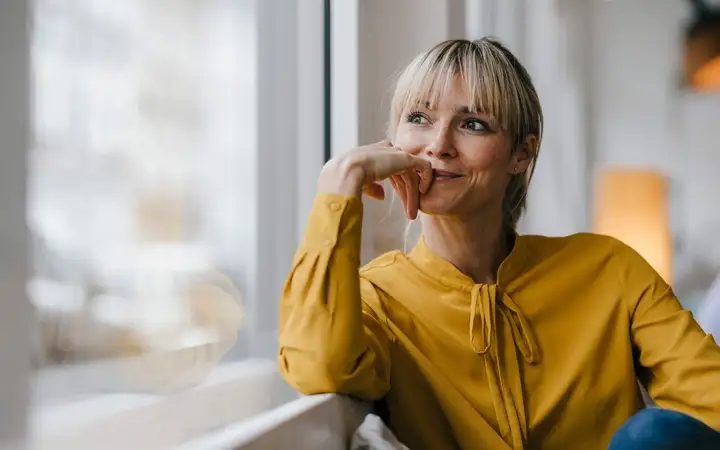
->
<box><xmin>425</xmin><ymin>132</ymin><xmax>456</xmax><ymax>159</ymax></box>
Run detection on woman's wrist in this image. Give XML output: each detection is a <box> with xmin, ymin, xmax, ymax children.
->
<box><xmin>317</xmin><ymin>155</ymin><xmax>366</xmax><ymax>197</ymax></box>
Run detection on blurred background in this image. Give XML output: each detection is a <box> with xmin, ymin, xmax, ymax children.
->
<box><xmin>0</xmin><ymin>0</ymin><xmax>719</xmax><ymax>448</ymax></box>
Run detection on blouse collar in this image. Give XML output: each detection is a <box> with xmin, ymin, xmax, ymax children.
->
<box><xmin>407</xmin><ymin>229</ymin><xmax>528</xmax><ymax>292</ymax></box>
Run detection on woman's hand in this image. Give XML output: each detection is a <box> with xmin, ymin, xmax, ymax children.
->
<box><xmin>317</xmin><ymin>140</ymin><xmax>432</xmax><ymax>219</ymax></box>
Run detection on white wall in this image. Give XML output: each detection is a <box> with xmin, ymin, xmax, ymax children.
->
<box><xmin>590</xmin><ymin>0</ymin><xmax>720</xmax><ymax>304</ymax></box>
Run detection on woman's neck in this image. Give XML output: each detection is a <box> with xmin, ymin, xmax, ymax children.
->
<box><xmin>420</xmin><ymin>211</ymin><xmax>508</xmax><ymax>284</ymax></box>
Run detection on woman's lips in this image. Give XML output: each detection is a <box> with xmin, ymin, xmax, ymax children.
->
<box><xmin>432</xmin><ymin>169</ymin><xmax>463</xmax><ymax>181</ymax></box>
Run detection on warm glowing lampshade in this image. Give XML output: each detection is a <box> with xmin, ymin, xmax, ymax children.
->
<box><xmin>594</xmin><ymin>169</ymin><xmax>672</xmax><ymax>284</ymax></box>
<box><xmin>692</xmin><ymin>55</ymin><xmax>720</xmax><ymax>90</ymax></box>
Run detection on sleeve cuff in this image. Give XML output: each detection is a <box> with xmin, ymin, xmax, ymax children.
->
<box><xmin>301</xmin><ymin>193</ymin><xmax>364</xmax><ymax>251</ymax></box>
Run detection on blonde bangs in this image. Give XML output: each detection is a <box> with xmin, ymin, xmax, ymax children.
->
<box><xmin>388</xmin><ymin>39</ymin><xmax>541</xmax><ymax>146</ymax></box>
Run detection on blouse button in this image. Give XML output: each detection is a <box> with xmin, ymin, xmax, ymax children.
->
<box><xmin>328</xmin><ymin>202</ymin><xmax>341</xmax><ymax>212</ymax></box>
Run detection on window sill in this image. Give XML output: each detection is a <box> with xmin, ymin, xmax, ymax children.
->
<box><xmin>179</xmin><ymin>394</ymin><xmax>371</xmax><ymax>450</ymax></box>
<box><xmin>32</xmin><ymin>357</ymin><xmax>298</xmax><ymax>450</ymax></box>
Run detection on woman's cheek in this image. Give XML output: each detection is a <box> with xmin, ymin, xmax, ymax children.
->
<box><xmin>460</xmin><ymin>139</ymin><xmax>509</xmax><ymax>171</ymax></box>
<box><xmin>464</xmin><ymin>152</ymin><xmax>497</xmax><ymax>171</ymax></box>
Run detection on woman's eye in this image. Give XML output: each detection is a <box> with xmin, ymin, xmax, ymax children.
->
<box><xmin>462</xmin><ymin>119</ymin><xmax>488</xmax><ymax>132</ymax></box>
<box><xmin>406</xmin><ymin>112</ymin><xmax>428</xmax><ymax>124</ymax></box>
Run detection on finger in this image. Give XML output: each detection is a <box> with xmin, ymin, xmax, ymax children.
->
<box><xmin>383</xmin><ymin>150</ymin><xmax>425</xmax><ymax>178</ymax></box>
<box><xmin>392</xmin><ymin>173</ymin><xmax>414</xmax><ymax>220</ymax></box>
<box><xmin>401</xmin><ymin>170</ymin><xmax>420</xmax><ymax>220</ymax></box>
<box><xmin>362</xmin><ymin>181</ymin><xmax>385</xmax><ymax>200</ymax></box>
<box><xmin>410</xmin><ymin>157</ymin><xmax>433</xmax><ymax>194</ymax></box>
<box><xmin>389</xmin><ymin>175</ymin><xmax>409</xmax><ymax>218</ymax></box>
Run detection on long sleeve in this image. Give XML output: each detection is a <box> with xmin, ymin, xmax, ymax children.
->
<box><xmin>617</xmin><ymin>241</ymin><xmax>720</xmax><ymax>429</ymax></box>
<box><xmin>278</xmin><ymin>193</ymin><xmax>392</xmax><ymax>400</ymax></box>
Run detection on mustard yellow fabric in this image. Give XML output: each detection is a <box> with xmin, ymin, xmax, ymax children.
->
<box><xmin>278</xmin><ymin>193</ymin><xmax>720</xmax><ymax>450</ymax></box>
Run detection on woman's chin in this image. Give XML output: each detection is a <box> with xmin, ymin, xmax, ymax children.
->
<box><xmin>418</xmin><ymin>194</ymin><xmax>457</xmax><ymax>216</ymax></box>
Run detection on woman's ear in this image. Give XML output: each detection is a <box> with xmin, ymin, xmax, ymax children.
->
<box><xmin>508</xmin><ymin>135</ymin><xmax>538</xmax><ymax>175</ymax></box>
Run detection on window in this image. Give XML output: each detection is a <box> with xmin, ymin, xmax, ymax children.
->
<box><xmin>30</xmin><ymin>0</ymin><xmax>248</xmax><ymax>381</ymax></box>
<box><xmin>20</xmin><ymin>0</ymin><xmax>326</xmax><ymax>447</ymax></box>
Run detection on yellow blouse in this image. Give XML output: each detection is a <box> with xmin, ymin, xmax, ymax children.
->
<box><xmin>278</xmin><ymin>193</ymin><xmax>720</xmax><ymax>450</ymax></box>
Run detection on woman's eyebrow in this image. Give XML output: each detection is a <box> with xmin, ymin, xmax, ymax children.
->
<box><xmin>413</xmin><ymin>102</ymin><xmax>492</xmax><ymax>118</ymax></box>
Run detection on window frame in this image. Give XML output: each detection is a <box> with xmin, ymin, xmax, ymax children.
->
<box><xmin>0</xmin><ymin>0</ymin><xmax>32</xmax><ymax>447</ymax></box>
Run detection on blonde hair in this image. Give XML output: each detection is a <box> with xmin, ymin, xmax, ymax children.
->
<box><xmin>387</xmin><ymin>38</ymin><xmax>543</xmax><ymax>228</ymax></box>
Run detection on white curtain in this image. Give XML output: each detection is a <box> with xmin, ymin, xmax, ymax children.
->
<box><xmin>467</xmin><ymin>0</ymin><xmax>592</xmax><ymax>236</ymax></box>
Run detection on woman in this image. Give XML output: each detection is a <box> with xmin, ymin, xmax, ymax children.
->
<box><xmin>278</xmin><ymin>38</ymin><xmax>720</xmax><ymax>450</ymax></box>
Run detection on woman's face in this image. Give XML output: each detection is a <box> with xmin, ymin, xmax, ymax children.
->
<box><xmin>393</xmin><ymin>77</ymin><xmax>531</xmax><ymax>217</ymax></box>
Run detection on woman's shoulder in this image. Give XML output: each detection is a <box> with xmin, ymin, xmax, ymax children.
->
<box><xmin>517</xmin><ymin>232</ymin><xmax>643</xmax><ymax>275</ymax></box>
<box><xmin>519</xmin><ymin>232</ymin><xmax>656</xmax><ymax>280</ymax></box>
<box><xmin>359</xmin><ymin>250</ymin><xmax>419</xmax><ymax>287</ymax></box>
<box><xmin>359</xmin><ymin>249</ymin><xmax>428</xmax><ymax>292</ymax></box>
<box><xmin>360</xmin><ymin>250</ymin><xmax>407</xmax><ymax>273</ymax></box>
<box><xmin>519</xmin><ymin>231</ymin><xmax>626</xmax><ymax>255</ymax></box>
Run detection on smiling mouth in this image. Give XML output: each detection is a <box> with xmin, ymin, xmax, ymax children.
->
<box><xmin>432</xmin><ymin>169</ymin><xmax>463</xmax><ymax>181</ymax></box>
